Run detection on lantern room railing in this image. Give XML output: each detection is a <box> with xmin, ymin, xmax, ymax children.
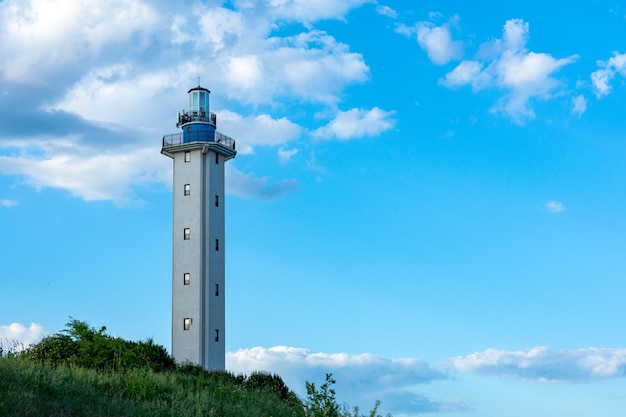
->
<box><xmin>176</xmin><ymin>110</ymin><xmax>217</xmax><ymax>127</ymax></box>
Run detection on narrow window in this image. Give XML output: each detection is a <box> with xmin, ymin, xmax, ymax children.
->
<box><xmin>184</xmin><ymin>184</ymin><xmax>190</xmax><ymax>196</ymax></box>
<box><xmin>215</xmin><ymin>153</ymin><xmax>219</xmax><ymax>164</ymax></box>
<box><xmin>215</xmin><ymin>238</ymin><xmax>219</xmax><ymax>251</ymax></box>
<box><xmin>214</xmin><ymin>329</ymin><xmax>219</xmax><ymax>342</ymax></box>
<box><xmin>183</xmin><ymin>273</ymin><xmax>190</xmax><ymax>285</ymax></box>
<box><xmin>215</xmin><ymin>283</ymin><xmax>219</xmax><ymax>296</ymax></box>
<box><xmin>215</xmin><ymin>195</ymin><xmax>219</xmax><ymax>207</ymax></box>
<box><xmin>184</xmin><ymin>318</ymin><xmax>191</xmax><ymax>331</ymax></box>
<box><xmin>184</xmin><ymin>151</ymin><xmax>191</xmax><ymax>163</ymax></box>
<box><xmin>184</xmin><ymin>228</ymin><xmax>190</xmax><ymax>240</ymax></box>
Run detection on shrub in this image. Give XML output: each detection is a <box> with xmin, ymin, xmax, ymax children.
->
<box><xmin>23</xmin><ymin>318</ymin><xmax>176</xmax><ymax>372</ymax></box>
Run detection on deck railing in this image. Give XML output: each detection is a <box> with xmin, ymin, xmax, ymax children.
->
<box><xmin>162</xmin><ymin>131</ymin><xmax>236</xmax><ymax>150</ymax></box>
<box><xmin>176</xmin><ymin>110</ymin><xmax>217</xmax><ymax>127</ymax></box>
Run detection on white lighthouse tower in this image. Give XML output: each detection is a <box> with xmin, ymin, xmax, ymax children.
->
<box><xmin>161</xmin><ymin>85</ymin><xmax>236</xmax><ymax>370</ymax></box>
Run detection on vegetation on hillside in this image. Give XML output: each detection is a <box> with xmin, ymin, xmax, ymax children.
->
<box><xmin>0</xmin><ymin>320</ymin><xmax>390</xmax><ymax>417</ymax></box>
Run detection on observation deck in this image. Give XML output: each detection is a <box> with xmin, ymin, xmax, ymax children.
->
<box><xmin>162</xmin><ymin>130</ymin><xmax>236</xmax><ymax>149</ymax></box>
<box><xmin>161</xmin><ymin>130</ymin><xmax>236</xmax><ymax>159</ymax></box>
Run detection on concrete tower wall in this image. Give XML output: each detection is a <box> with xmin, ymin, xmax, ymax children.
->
<box><xmin>170</xmin><ymin>144</ymin><xmax>227</xmax><ymax>369</ymax></box>
<box><xmin>205</xmin><ymin>150</ymin><xmax>225</xmax><ymax>370</ymax></box>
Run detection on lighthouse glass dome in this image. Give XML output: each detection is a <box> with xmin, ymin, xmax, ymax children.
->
<box><xmin>190</xmin><ymin>89</ymin><xmax>208</xmax><ymax>113</ymax></box>
<box><xmin>164</xmin><ymin>85</ymin><xmax>235</xmax><ymax>148</ymax></box>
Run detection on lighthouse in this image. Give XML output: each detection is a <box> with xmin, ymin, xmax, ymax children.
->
<box><xmin>161</xmin><ymin>86</ymin><xmax>236</xmax><ymax>370</ymax></box>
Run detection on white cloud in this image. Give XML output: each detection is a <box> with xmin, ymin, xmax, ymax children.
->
<box><xmin>315</xmin><ymin>107</ymin><xmax>396</xmax><ymax>140</ymax></box>
<box><xmin>278</xmin><ymin>147</ymin><xmax>299</xmax><ymax>164</ymax></box>
<box><xmin>0</xmin><ymin>199</ymin><xmax>18</xmax><ymax>207</ymax></box>
<box><xmin>0</xmin><ymin>0</ymin><xmax>159</xmax><ymax>82</ymax></box>
<box><xmin>572</xmin><ymin>94</ymin><xmax>587</xmax><ymax>116</ymax></box>
<box><xmin>591</xmin><ymin>51</ymin><xmax>626</xmax><ymax>98</ymax></box>
<box><xmin>376</xmin><ymin>5</ymin><xmax>397</xmax><ymax>19</ymax></box>
<box><xmin>196</xmin><ymin>6</ymin><xmax>251</xmax><ymax>53</ymax></box>
<box><xmin>442</xmin><ymin>347</ymin><xmax>626</xmax><ymax>382</ymax></box>
<box><xmin>0</xmin><ymin>0</ymin><xmax>379</xmax><ymax>203</ymax></box>
<box><xmin>440</xmin><ymin>19</ymin><xmax>578</xmax><ymax>123</ymax></box>
<box><xmin>226</xmin><ymin>165</ymin><xmax>299</xmax><ymax>200</ymax></box>
<box><xmin>441</xmin><ymin>60</ymin><xmax>485</xmax><ymax>88</ymax></box>
<box><xmin>2</xmin><ymin>101</ymin><xmax>304</xmax><ymax>204</ymax></box>
<box><xmin>226</xmin><ymin>55</ymin><xmax>264</xmax><ymax>93</ymax></box>
<box><xmin>546</xmin><ymin>200</ymin><xmax>566</xmax><ymax>213</ymax></box>
<box><xmin>50</xmin><ymin>13</ymin><xmax>369</xmax><ymax>110</ymax></box>
<box><xmin>170</xmin><ymin>6</ymin><xmax>371</xmax><ymax>105</ymax></box>
<box><xmin>218</xmin><ymin>110</ymin><xmax>303</xmax><ymax>154</ymax></box>
<box><xmin>0</xmin><ymin>136</ymin><xmax>166</xmax><ymax>204</ymax></box>
<box><xmin>397</xmin><ymin>17</ymin><xmax>462</xmax><ymax>65</ymax></box>
<box><xmin>266</xmin><ymin>30</ymin><xmax>370</xmax><ymax>104</ymax></box>
<box><xmin>0</xmin><ymin>323</ymin><xmax>48</xmax><ymax>351</ymax></box>
<box><xmin>50</xmin><ymin>64</ymin><xmax>189</xmax><ymax>128</ymax></box>
<box><xmin>416</xmin><ymin>23</ymin><xmax>463</xmax><ymax>65</ymax></box>
<box><xmin>227</xmin><ymin>346</ymin><xmax>458</xmax><ymax>415</ymax></box>
<box><xmin>261</xmin><ymin>0</ymin><xmax>371</xmax><ymax>23</ymax></box>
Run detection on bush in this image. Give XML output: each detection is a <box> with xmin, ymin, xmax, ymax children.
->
<box><xmin>23</xmin><ymin>318</ymin><xmax>176</xmax><ymax>372</ymax></box>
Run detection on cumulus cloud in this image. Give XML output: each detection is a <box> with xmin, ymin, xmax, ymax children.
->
<box><xmin>176</xmin><ymin>9</ymin><xmax>370</xmax><ymax>105</ymax></box>
<box><xmin>0</xmin><ymin>0</ymin><xmax>375</xmax><ymax>203</ymax></box>
<box><xmin>443</xmin><ymin>347</ymin><xmax>626</xmax><ymax>382</ymax></box>
<box><xmin>591</xmin><ymin>51</ymin><xmax>626</xmax><ymax>98</ymax></box>
<box><xmin>0</xmin><ymin>323</ymin><xmax>48</xmax><ymax>351</ymax></box>
<box><xmin>442</xmin><ymin>60</ymin><xmax>485</xmax><ymax>87</ymax></box>
<box><xmin>440</xmin><ymin>19</ymin><xmax>578</xmax><ymax>123</ymax></box>
<box><xmin>396</xmin><ymin>16</ymin><xmax>462</xmax><ymax>65</ymax></box>
<box><xmin>545</xmin><ymin>200</ymin><xmax>566</xmax><ymax>213</ymax></box>
<box><xmin>227</xmin><ymin>346</ymin><xmax>461</xmax><ymax>415</ymax></box>
<box><xmin>0</xmin><ymin>0</ymin><xmax>159</xmax><ymax>82</ymax></box>
<box><xmin>416</xmin><ymin>23</ymin><xmax>462</xmax><ymax>65</ymax></box>
<box><xmin>261</xmin><ymin>30</ymin><xmax>370</xmax><ymax>104</ymax></box>
<box><xmin>571</xmin><ymin>94</ymin><xmax>587</xmax><ymax>116</ymax></box>
<box><xmin>0</xmin><ymin>136</ymin><xmax>166</xmax><ymax>204</ymax></box>
<box><xmin>218</xmin><ymin>110</ymin><xmax>303</xmax><ymax>155</ymax></box>
<box><xmin>314</xmin><ymin>107</ymin><xmax>396</xmax><ymax>140</ymax></box>
<box><xmin>376</xmin><ymin>5</ymin><xmax>397</xmax><ymax>19</ymax></box>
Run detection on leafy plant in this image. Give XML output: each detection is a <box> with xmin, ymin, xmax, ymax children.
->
<box><xmin>304</xmin><ymin>374</ymin><xmax>391</xmax><ymax>417</ymax></box>
<box><xmin>23</xmin><ymin>318</ymin><xmax>176</xmax><ymax>372</ymax></box>
<box><xmin>305</xmin><ymin>373</ymin><xmax>344</xmax><ymax>417</ymax></box>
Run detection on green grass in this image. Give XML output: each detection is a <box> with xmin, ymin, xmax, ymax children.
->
<box><xmin>0</xmin><ymin>355</ymin><xmax>304</xmax><ymax>417</ymax></box>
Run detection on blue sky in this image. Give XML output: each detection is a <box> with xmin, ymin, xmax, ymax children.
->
<box><xmin>1</xmin><ymin>0</ymin><xmax>626</xmax><ymax>415</ymax></box>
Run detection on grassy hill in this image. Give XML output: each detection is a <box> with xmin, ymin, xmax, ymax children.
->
<box><xmin>0</xmin><ymin>320</ymin><xmax>389</xmax><ymax>417</ymax></box>
<box><xmin>0</xmin><ymin>354</ymin><xmax>303</xmax><ymax>417</ymax></box>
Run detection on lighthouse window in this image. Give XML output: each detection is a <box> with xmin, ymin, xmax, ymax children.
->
<box><xmin>184</xmin><ymin>318</ymin><xmax>191</xmax><ymax>331</ymax></box>
<box><xmin>184</xmin><ymin>228</ymin><xmax>190</xmax><ymax>240</ymax></box>
<box><xmin>215</xmin><ymin>329</ymin><xmax>219</xmax><ymax>342</ymax></box>
<box><xmin>183</xmin><ymin>273</ymin><xmax>190</xmax><ymax>285</ymax></box>
<box><xmin>215</xmin><ymin>239</ymin><xmax>219</xmax><ymax>251</ymax></box>
<box><xmin>215</xmin><ymin>284</ymin><xmax>219</xmax><ymax>296</ymax></box>
<box><xmin>215</xmin><ymin>153</ymin><xmax>219</xmax><ymax>164</ymax></box>
<box><xmin>184</xmin><ymin>184</ymin><xmax>190</xmax><ymax>196</ymax></box>
<box><xmin>192</xmin><ymin>91</ymin><xmax>199</xmax><ymax>110</ymax></box>
<box><xmin>199</xmin><ymin>91</ymin><xmax>207</xmax><ymax>112</ymax></box>
<box><xmin>184</xmin><ymin>151</ymin><xmax>190</xmax><ymax>162</ymax></box>
<box><xmin>215</xmin><ymin>195</ymin><xmax>219</xmax><ymax>207</ymax></box>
